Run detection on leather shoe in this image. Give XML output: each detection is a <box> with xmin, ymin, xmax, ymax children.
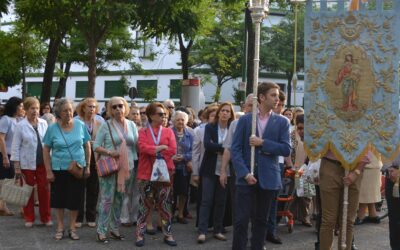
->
<box><xmin>265</xmin><ymin>233</ymin><xmax>282</xmax><ymax>244</ymax></box>
<box><xmin>354</xmin><ymin>217</ymin><xmax>364</xmax><ymax>225</ymax></box>
<box><xmin>135</xmin><ymin>239</ymin><xmax>145</xmax><ymax>247</ymax></box>
<box><xmin>302</xmin><ymin>221</ymin><xmax>313</xmax><ymax>227</ymax></box>
<box><xmin>197</xmin><ymin>234</ymin><xmax>206</xmax><ymax>244</ymax></box>
<box><xmin>363</xmin><ymin>216</ymin><xmax>380</xmax><ymax>224</ymax></box>
<box><xmin>164</xmin><ymin>237</ymin><xmax>177</xmax><ymax>246</ymax></box>
<box><xmin>145</xmin><ymin>228</ymin><xmax>156</xmax><ymax>235</ymax></box>
<box><xmin>213</xmin><ymin>233</ymin><xmax>226</xmax><ymax>241</ymax></box>
<box><xmin>177</xmin><ymin>217</ymin><xmax>188</xmax><ymax>224</ymax></box>
<box><xmin>315</xmin><ymin>242</ymin><xmax>320</xmax><ymax>250</ymax></box>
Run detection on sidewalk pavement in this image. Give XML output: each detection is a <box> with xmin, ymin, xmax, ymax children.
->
<box><xmin>0</xmin><ymin>205</ymin><xmax>390</xmax><ymax>250</ymax></box>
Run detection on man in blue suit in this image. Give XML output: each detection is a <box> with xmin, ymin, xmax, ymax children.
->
<box><xmin>231</xmin><ymin>82</ymin><xmax>291</xmax><ymax>250</ymax></box>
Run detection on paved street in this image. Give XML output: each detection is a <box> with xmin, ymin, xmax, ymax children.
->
<box><xmin>0</xmin><ymin>204</ymin><xmax>390</xmax><ymax>250</ymax></box>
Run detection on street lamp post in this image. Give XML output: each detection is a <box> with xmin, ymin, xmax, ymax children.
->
<box><xmin>249</xmin><ymin>0</ymin><xmax>269</xmax><ymax>175</ymax></box>
<box><xmin>290</xmin><ymin>0</ymin><xmax>305</xmax><ymax>108</ymax></box>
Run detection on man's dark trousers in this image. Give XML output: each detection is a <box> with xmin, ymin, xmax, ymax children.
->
<box><xmin>386</xmin><ymin>176</ymin><xmax>400</xmax><ymax>250</ymax></box>
<box><xmin>232</xmin><ymin>184</ymin><xmax>278</xmax><ymax>250</ymax></box>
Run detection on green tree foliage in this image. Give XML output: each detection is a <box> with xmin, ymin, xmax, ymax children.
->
<box><xmin>0</xmin><ymin>31</ymin><xmax>21</xmax><ymax>88</ymax></box>
<box><xmin>260</xmin><ymin>9</ymin><xmax>304</xmax><ymax>107</ymax></box>
<box><xmin>66</xmin><ymin>0</ymin><xmax>136</xmax><ymax>97</ymax></box>
<box><xmin>0</xmin><ymin>0</ymin><xmax>10</xmax><ymax>17</ymax></box>
<box><xmin>15</xmin><ymin>0</ymin><xmax>73</xmax><ymax>103</ymax></box>
<box><xmin>190</xmin><ymin>2</ymin><xmax>243</xmax><ymax>102</ymax></box>
<box><xmin>11</xmin><ymin>22</ymin><xmax>46</xmax><ymax>98</ymax></box>
<box><xmin>0</xmin><ymin>26</ymin><xmax>44</xmax><ymax>92</ymax></box>
<box><xmin>132</xmin><ymin>0</ymin><xmax>215</xmax><ymax>81</ymax></box>
<box><xmin>55</xmin><ymin>26</ymin><xmax>138</xmax><ymax>98</ymax></box>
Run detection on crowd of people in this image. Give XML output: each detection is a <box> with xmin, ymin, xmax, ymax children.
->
<box><xmin>0</xmin><ymin>81</ymin><xmax>398</xmax><ymax>250</ymax></box>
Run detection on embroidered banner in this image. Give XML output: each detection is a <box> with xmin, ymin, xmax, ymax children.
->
<box><xmin>304</xmin><ymin>0</ymin><xmax>400</xmax><ymax>169</ymax></box>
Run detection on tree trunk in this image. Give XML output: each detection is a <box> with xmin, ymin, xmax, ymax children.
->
<box><xmin>21</xmin><ymin>51</ymin><xmax>26</xmax><ymax>99</ymax></box>
<box><xmin>55</xmin><ymin>61</ymin><xmax>71</xmax><ymax>99</ymax></box>
<box><xmin>87</xmin><ymin>41</ymin><xmax>97</xmax><ymax>97</ymax></box>
<box><xmin>246</xmin><ymin>7</ymin><xmax>255</xmax><ymax>95</ymax></box>
<box><xmin>178</xmin><ymin>34</ymin><xmax>193</xmax><ymax>80</ymax></box>
<box><xmin>41</xmin><ymin>36</ymin><xmax>62</xmax><ymax>104</ymax></box>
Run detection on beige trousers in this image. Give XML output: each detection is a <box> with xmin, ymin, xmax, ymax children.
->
<box><xmin>319</xmin><ymin>158</ymin><xmax>362</xmax><ymax>250</ymax></box>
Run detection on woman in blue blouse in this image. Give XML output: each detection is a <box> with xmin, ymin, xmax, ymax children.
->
<box><xmin>43</xmin><ymin>98</ymin><xmax>91</xmax><ymax>241</ymax></box>
<box><xmin>171</xmin><ymin>110</ymin><xmax>193</xmax><ymax>224</ymax></box>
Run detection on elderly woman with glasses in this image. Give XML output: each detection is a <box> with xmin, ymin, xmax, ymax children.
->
<box><xmin>43</xmin><ymin>98</ymin><xmax>91</xmax><ymax>240</ymax></box>
<box><xmin>93</xmin><ymin>97</ymin><xmax>138</xmax><ymax>244</ymax></box>
<box><xmin>171</xmin><ymin>110</ymin><xmax>193</xmax><ymax>224</ymax></box>
<box><xmin>11</xmin><ymin>97</ymin><xmax>51</xmax><ymax>227</ymax></box>
<box><xmin>135</xmin><ymin>102</ymin><xmax>177</xmax><ymax>247</ymax></box>
<box><xmin>74</xmin><ymin>98</ymin><xmax>102</xmax><ymax>228</ymax></box>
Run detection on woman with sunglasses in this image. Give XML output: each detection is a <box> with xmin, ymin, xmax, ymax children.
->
<box><xmin>135</xmin><ymin>102</ymin><xmax>177</xmax><ymax>247</ymax></box>
<box><xmin>93</xmin><ymin>97</ymin><xmax>138</xmax><ymax>243</ymax></box>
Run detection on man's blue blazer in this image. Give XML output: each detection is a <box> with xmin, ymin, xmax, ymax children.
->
<box><xmin>231</xmin><ymin>112</ymin><xmax>291</xmax><ymax>190</ymax></box>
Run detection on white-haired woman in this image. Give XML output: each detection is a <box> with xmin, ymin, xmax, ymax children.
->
<box><xmin>171</xmin><ymin>110</ymin><xmax>193</xmax><ymax>224</ymax></box>
<box><xmin>43</xmin><ymin>98</ymin><xmax>91</xmax><ymax>240</ymax></box>
<box><xmin>93</xmin><ymin>97</ymin><xmax>138</xmax><ymax>243</ymax></box>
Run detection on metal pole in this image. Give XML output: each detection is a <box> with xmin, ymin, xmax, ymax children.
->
<box><xmin>249</xmin><ymin>3</ymin><xmax>268</xmax><ymax>174</ymax></box>
<box><xmin>293</xmin><ymin>2</ymin><xmax>298</xmax><ymax>107</ymax></box>
<box><xmin>341</xmin><ymin>169</ymin><xmax>349</xmax><ymax>250</ymax></box>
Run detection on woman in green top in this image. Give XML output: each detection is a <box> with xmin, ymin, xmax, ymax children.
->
<box><xmin>93</xmin><ymin>96</ymin><xmax>138</xmax><ymax>243</ymax></box>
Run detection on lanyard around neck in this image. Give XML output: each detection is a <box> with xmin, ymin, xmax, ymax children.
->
<box><xmin>149</xmin><ymin>125</ymin><xmax>163</xmax><ymax>145</ymax></box>
<box><xmin>218</xmin><ymin>124</ymin><xmax>228</xmax><ymax>144</ymax></box>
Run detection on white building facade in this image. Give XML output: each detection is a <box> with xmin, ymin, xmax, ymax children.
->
<box><xmin>0</xmin><ymin>8</ymin><xmax>305</xmax><ymax>110</ymax></box>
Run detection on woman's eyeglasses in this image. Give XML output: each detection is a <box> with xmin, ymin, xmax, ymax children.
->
<box><xmin>112</xmin><ymin>104</ymin><xmax>124</xmax><ymax>110</ymax></box>
<box><xmin>140</xmin><ymin>112</ymin><xmax>146</xmax><ymax>115</ymax></box>
<box><xmin>157</xmin><ymin>112</ymin><xmax>166</xmax><ymax>117</ymax></box>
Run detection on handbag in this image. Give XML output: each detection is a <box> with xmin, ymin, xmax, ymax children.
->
<box><xmin>57</xmin><ymin>124</ymin><xmax>89</xmax><ymax>180</ymax></box>
<box><xmin>304</xmin><ymin>159</ymin><xmax>321</xmax><ymax>185</ymax></box>
<box><xmin>296</xmin><ymin>164</ymin><xmax>316</xmax><ymax>197</ymax></box>
<box><xmin>150</xmin><ymin>153</ymin><xmax>170</xmax><ymax>183</ymax></box>
<box><xmin>0</xmin><ymin>177</ymin><xmax>33</xmax><ymax>206</ymax></box>
<box><xmin>96</xmin><ymin>121</ymin><xmax>119</xmax><ymax>177</ymax></box>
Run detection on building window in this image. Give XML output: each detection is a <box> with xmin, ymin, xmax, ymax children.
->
<box><xmin>75</xmin><ymin>81</ymin><xmax>88</xmax><ymax>98</ymax></box>
<box><xmin>26</xmin><ymin>82</ymin><xmax>65</xmax><ymax>98</ymax></box>
<box><xmin>137</xmin><ymin>80</ymin><xmax>157</xmax><ymax>101</ymax></box>
<box><xmin>169</xmin><ymin>79</ymin><xmax>182</xmax><ymax>99</ymax></box>
<box><xmin>104</xmin><ymin>80</ymin><xmax>126</xmax><ymax>98</ymax></box>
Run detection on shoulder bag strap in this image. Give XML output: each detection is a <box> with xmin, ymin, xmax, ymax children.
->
<box><xmin>106</xmin><ymin>121</ymin><xmax>117</xmax><ymax>150</ymax></box>
<box><xmin>57</xmin><ymin>123</ymin><xmax>73</xmax><ymax>161</ymax></box>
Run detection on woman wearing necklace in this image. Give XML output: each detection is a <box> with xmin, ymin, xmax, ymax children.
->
<box><xmin>43</xmin><ymin>98</ymin><xmax>91</xmax><ymax>240</ymax></box>
<box><xmin>171</xmin><ymin>110</ymin><xmax>193</xmax><ymax>224</ymax></box>
<box><xmin>0</xmin><ymin>96</ymin><xmax>24</xmax><ymax>216</ymax></box>
<box><xmin>135</xmin><ymin>102</ymin><xmax>177</xmax><ymax>247</ymax></box>
<box><xmin>197</xmin><ymin>102</ymin><xmax>235</xmax><ymax>243</ymax></box>
<box><xmin>11</xmin><ymin>97</ymin><xmax>51</xmax><ymax>227</ymax></box>
<box><xmin>74</xmin><ymin>98</ymin><xmax>102</xmax><ymax>228</ymax></box>
<box><xmin>93</xmin><ymin>97</ymin><xmax>138</xmax><ymax>244</ymax></box>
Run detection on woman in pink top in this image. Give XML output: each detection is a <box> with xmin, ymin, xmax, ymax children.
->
<box><xmin>135</xmin><ymin>102</ymin><xmax>177</xmax><ymax>247</ymax></box>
